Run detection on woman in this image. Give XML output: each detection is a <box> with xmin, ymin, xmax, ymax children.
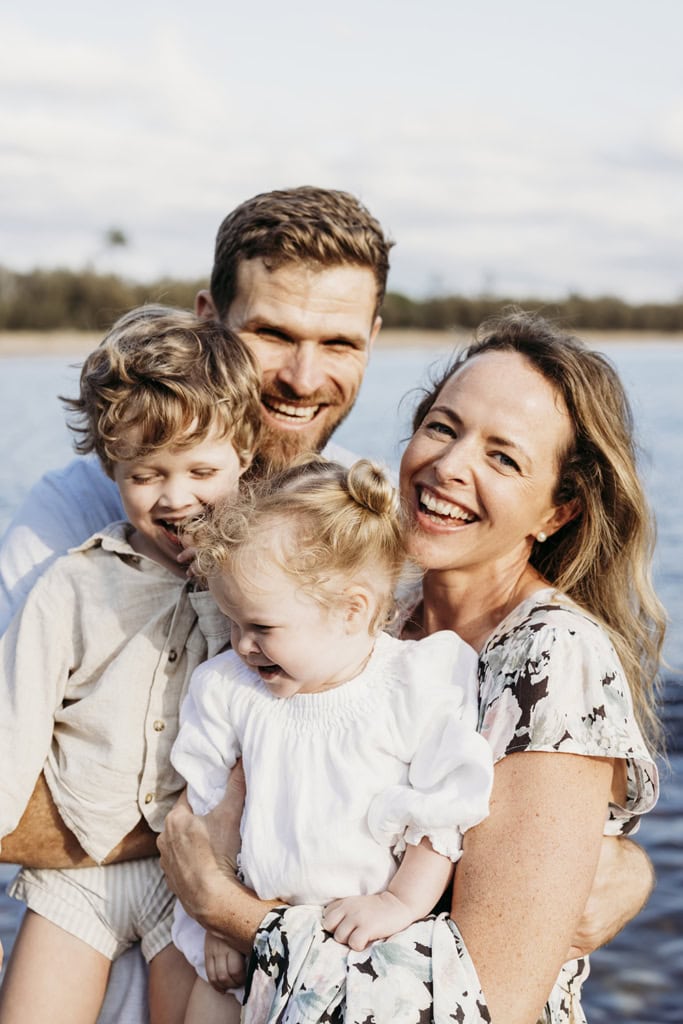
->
<box><xmin>159</xmin><ymin>312</ymin><xmax>663</xmax><ymax>1023</ymax></box>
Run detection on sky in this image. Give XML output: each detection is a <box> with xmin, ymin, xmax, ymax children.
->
<box><xmin>2</xmin><ymin>0</ymin><xmax>682</xmax><ymax>303</ymax></box>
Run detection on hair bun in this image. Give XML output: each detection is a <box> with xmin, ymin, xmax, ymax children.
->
<box><xmin>346</xmin><ymin>460</ymin><xmax>397</xmax><ymax>516</ymax></box>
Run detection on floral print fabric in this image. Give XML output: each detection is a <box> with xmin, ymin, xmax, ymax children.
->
<box><xmin>242</xmin><ymin>589</ymin><xmax>658</xmax><ymax>1024</ymax></box>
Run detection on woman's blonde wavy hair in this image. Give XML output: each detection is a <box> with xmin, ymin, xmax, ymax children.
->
<box><xmin>412</xmin><ymin>309</ymin><xmax>666</xmax><ymax>755</ymax></box>
<box><xmin>193</xmin><ymin>456</ymin><xmax>406</xmax><ymax>634</ymax></box>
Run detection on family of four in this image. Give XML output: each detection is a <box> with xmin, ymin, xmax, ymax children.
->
<box><xmin>0</xmin><ymin>186</ymin><xmax>664</xmax><ymax>1024</ymax></box>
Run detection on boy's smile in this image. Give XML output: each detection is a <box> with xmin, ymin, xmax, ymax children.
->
<box><xmin>112</xmin><ymin>428</ymin><xmax>246</xmax><ymax>577</ymax></box>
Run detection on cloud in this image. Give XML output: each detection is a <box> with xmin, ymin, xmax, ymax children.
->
<box><xmin>1</xmin><ymin>9</ymin><xmax>682</xmax><ymax>301</ymax></box>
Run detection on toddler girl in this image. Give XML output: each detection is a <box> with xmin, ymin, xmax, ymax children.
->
<box><xmin>171</xmin><ymin>456</ymin><xmax>494</xmax><ymax>1023</ymax></box>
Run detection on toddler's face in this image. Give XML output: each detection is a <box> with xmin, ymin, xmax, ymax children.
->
<box><xmin>210</xmin><ymin>555</ymin><xmax>370</xmax><ymax>698</ymax></box>
<box><xmin>112</xmin><ymin>427</ymin><xmax>245</xmax><ymax>577</ymax></box>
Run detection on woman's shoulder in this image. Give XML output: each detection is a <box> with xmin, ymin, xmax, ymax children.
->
<box><xmin>478</xmin><ymin>588</ymin><xmax>653</xmax><ymax>777</ymax></box>
<box><xmin>481</xmin><ymin>587</ymin><xmax>619</xmax><ymax>677</ymax></box>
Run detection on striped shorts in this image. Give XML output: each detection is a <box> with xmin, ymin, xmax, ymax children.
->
<box><xmin>8</xmin><ymin>857</ymin><xmax>174</xmax><ymax>962</ymax></box>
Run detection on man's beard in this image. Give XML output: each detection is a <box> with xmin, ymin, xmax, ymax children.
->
<box><xmin>247</xmin><ymin>399</ymin><xmax>355</xmax><ymax>479</ymax></box>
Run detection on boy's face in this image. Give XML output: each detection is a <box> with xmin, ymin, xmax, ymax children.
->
<box><xmin>112</xmin><ymin>428</ymin><xmax>245</xmax><ymax>577</ymax></box>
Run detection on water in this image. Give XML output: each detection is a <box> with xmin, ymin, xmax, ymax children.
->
<box><xmin>0</xmin><ymin>341</ymin><xmax>681</xmax><ymax>1021</ymax></box>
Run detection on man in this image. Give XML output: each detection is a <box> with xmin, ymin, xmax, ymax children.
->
<box><xmin>0</xmin><ymin>186</ymin><xmax>392</xmax><ymax>1023</ymax></box>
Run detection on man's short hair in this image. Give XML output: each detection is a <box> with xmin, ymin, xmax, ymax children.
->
<box><xmin>210</xmin><ymin>186</ymin><xmax>393</xmax><ymax>320</ymax></box>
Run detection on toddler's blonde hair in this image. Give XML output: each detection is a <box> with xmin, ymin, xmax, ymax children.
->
<box><xmin>194</xmin><ymin>456</ymin><xmax>406</xmax><ymax>633</ymax></box>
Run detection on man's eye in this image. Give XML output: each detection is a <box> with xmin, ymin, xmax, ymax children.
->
<box><xmin>324</xmin><ymin>339</ymin><xmax>359</xmax><ymax>350</ymax></box>
<box><xmin>256</xmin><ymin>328</ymin><xmax>290</xmax><ymax>343</ymax></box>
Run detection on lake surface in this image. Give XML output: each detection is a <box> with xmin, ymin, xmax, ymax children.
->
<box><xmin>0</xmin><ymin>340</ymin><xmax>681</xmax><ymax>1022</ymax></box>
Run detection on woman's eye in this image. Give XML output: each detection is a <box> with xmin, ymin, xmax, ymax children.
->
<box><xmin>493</xmin><ymin>451</ymin><xmax>520</xmax><ymax>471</ymax></box>
<box><xmin>425</xmin><ymin>420</ymin><xmax>455</xmax><ymax>437</ymax></box>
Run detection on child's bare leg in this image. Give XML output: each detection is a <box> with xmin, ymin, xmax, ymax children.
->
<box><xmin>184</xmin><ymin>975</ymin><xmax>241</xmax><ymax>1024</ymax></box>
<box><xmin>0</xmin><ymin>910</ymin><xmax>110</xmax><ymax>1024</ymax></box>
<box><xmin>148</xmin><ymin>943</ymin><xmax>197</xmax><ymax>1024</ymax></box>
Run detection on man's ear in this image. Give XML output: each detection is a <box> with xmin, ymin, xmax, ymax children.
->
<box><xmin>368</xmin><ymin>315</ymin><xmax>382</xmax><ymax>353</ymax></box>
<box><xmin>195</xmin><ymin>289</ymin><xmax>219</xmax><ymax>319</ymax></box>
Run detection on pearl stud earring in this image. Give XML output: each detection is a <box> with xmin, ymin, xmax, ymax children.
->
<box><xmin>536</xmin><ymin>531</ymin><xmax>547</xmax><ymax>543</ymax></box>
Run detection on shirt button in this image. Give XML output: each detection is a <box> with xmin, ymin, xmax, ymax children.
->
<box><xmin>168</xmin><ymin>649</ymin><xmax>178</xmax><ymax>663</ymax></box>
<box><xmin>144</xmin><ymin>793</ymin><xmax>154</xmax><ymax>804</ymax></box>
<box><xmin>153</xmin><ymin>720</ymin><xmax>165</xmax><ymax>732</ymax></box>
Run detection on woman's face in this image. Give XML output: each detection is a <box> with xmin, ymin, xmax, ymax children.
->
<box><xmin>400</xmin><ymin>349</ymin><xmax>576</xmax><ymax>575</ymax></box>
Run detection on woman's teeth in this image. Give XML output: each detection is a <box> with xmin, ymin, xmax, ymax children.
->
<box><xmin>419</xmin><ymin>489</ymin><xmax>475</xmax><ymax>522</ymax></box>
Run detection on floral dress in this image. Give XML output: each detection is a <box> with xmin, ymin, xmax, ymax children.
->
<box><xmin>241</xmin><ymin>589</ymin><xmax>659</xmax><ymax>1024</ymax></box>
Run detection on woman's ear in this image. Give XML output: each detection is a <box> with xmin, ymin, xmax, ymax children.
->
<box><xmin>343</xmin><ymin>587</ymin><xmax>373</xmax><ymax>634</ymax></box>
<box><xmin>541</xmin><ymin>498</ymin><xmax>582</xmax><ymax>539</ymax></box>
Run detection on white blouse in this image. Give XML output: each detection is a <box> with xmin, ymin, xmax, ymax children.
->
<box><xmin>171</xmin><ymin>629</ymin><xmax>494</xmax><ymax>906</ymax></box>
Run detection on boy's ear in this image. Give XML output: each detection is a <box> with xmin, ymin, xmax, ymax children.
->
<box><xmin>343</xmin><ymin>587</ymin><xmax>373</xmax><ymax>634</ymax></box>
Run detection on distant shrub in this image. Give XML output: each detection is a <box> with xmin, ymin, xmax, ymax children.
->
<box><xmin>0</xmin><ymin>267</ymin><xmax>681</xmax><ymax>334</ymax></box>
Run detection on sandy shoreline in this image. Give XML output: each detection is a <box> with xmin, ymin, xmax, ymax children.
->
<box><xmin>0</xmin><ymin>327</ymin><xmax>681</xmax><ymax>358</ymax></box>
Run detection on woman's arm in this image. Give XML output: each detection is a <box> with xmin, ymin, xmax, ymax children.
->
<box><xmin>451</xmin><ymin>750</ymin><xmax>613</xmax><ymax>1024</ymax></box>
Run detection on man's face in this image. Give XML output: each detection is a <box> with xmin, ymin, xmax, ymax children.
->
<box><xmin>203</xmin><ymin>259</ymin><xmax>381</xmax><ymax>471</ymax></box>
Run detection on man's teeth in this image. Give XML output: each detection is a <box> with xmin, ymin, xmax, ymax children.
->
<box><xmin>265</xmin><ymin>399</ymin><xmax>319</xmax><ymax>423</ymax></box>
<box><xmin>420</xmin><ymin>489</ymin><xmax>475</xmax><ymax>522</ymax></box>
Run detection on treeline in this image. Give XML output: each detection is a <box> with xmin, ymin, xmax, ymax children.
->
<box><xmin>0</xmin><ymin>268</ymin><xmax>205</xmax><ymax>331</ymax></box>
<box><xmin>1</xmin><ymin>266</ymin><xmax>682</xmax><ymax>333</ymax></box>
<box><xmin>381</xmin><ymin>291</ymin><xmax>683</xmax><ymax>333</ymax></box>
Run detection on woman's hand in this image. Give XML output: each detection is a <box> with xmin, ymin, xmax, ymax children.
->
<box><xmin>567</xmin><ymin>836</ymin><xmax>655</xmax><ymax>959</ymax></box>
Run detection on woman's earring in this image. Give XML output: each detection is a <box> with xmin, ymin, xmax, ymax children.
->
<box><xmin>536</xmin><ymin>531</ymin><xmax>547</xmax><ymax>543</ymax></box>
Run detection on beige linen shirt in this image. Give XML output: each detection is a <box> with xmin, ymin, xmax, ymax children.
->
<box><xmin>0</xmin><ymin>522</ymin><xmax>231</xmax><ymax>863</ymax></box>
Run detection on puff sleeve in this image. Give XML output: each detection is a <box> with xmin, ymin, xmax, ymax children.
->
<box><xmin>367</xmin><ymin>630</ymin><xmax>494</xmax><ymax>861</ymax></box>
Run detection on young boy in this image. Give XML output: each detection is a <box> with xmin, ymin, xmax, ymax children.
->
<box><xmin>0</xmin><ymin>307</ymin><xmax>261</xmax><ymax>1024</ymax></box>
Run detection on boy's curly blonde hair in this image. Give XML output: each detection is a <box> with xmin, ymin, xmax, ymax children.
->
<box><xmin>62</xmin><ymin>305</ymin><xmax>262</xmax><ymax>473</ymax></box>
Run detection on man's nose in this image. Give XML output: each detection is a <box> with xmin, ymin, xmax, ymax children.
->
<box><xmin>277</xmin><ymin>343</ymin><xmax>326</xmax><ymax>396</ymax></box>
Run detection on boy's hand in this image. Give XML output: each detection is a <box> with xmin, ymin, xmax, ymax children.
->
<box><xmin>204</xmin><ymin>931</ymin><xmax>246</xmax><ymax>992</ymax></box>
<box><xmin>177</xmin><ymin>542</ymin><xmax>200</xmax><ymax>580</ymax></box>
<box><xmin>322</xmin><ymin>891</ymin><xmax>416</xmax><ymax>952</ymax></box>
